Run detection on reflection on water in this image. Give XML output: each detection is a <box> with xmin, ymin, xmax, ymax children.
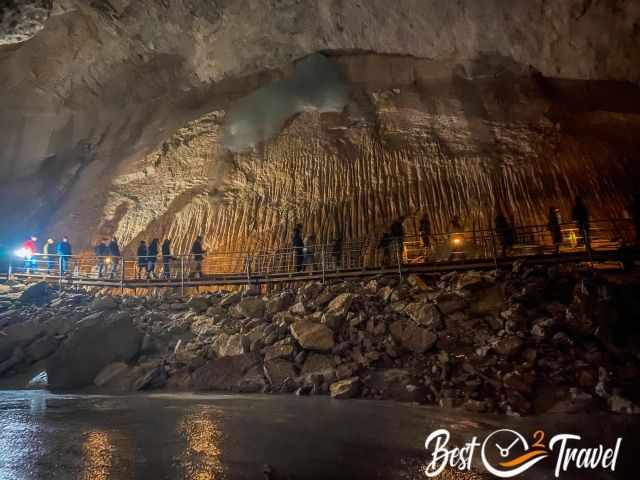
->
<box><xmin>80</xmin><ymin>431</ymin><xmax>113</xmax><ymax>480</ymax></box>
<box><xmin>180</xmin><ymin>413</ymin><xmax>224</xmax><ymax>480</ymax></box>
<box><xmin>0</xmin><ymin>390</ymin><xmax>638</xmax><ymax>479</ymax></box>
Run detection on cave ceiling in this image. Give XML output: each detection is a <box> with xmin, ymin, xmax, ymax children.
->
<box><xmin>1</xmin><ymin>0</ymin><xmax>639</xmax><ymax>251</ymax></box>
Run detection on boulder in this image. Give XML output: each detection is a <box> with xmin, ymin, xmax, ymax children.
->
<box><xmin>47</xmin><ymin>314</ymin><xmax>142</xmax><ymax>389</ymax></box>
<box><xmin>19</xmin><ymin>282</ymin><xmax>49</xmax><ymax>304</ymax></box>
<box><xmin>493</xmin><ymin>335</ymin><xmax>524</xmax><ymax>357</ymax></box>
<box><xmin>24</xmin><ymin>335</ymin><xmax>60</xmax><ymax>363</ymax></box>
<box><xmin>91</xmin><ymin>296</ymin><xmax>118</xmax><ymax>311</ymax></box>
<box><xmin>0</xmin><ymin>318</ymin><xmax>46</xmax><ymax>363</ymax></box>
<box><xmin>404</xmin><ymin>303</ymin><xmax>442</xmax><ymax>329</ymax></box>
<box><xmin>290</xmin><ymin>320</ymin><xmax>335</xmax><ymax>352</ymax></box>
<box><xmin>468</xmin><ymin>284</ymin><xmax>504</xmax><ymax>316</ymax></box>
<box><xmin>326</xmin><ymin>293</ymin><xmax>354</xmax><ymax>319</ymax></box>
<box><xmin>236</xmin><ymin>365</ymin><xmax>267</xmax><ymax>393</ymax></box>
<box><xmin>94</xmin><ymin>362</ymin><xmax>130</xmax><ymax>387</ymax></box>
<box><xmin>406</xmin><ymin>274</ymin><xmax>430</xmax><ymax>291</ymax></box>
<box><xmin>301</xmin><ymin>353</ymin><xmax>335</xmax><ymax>376</ymax></box>
<box><xmin>330</xmin><ymin>377</ymin><xmax>361</xmax><ymax>399</ymax></box>
<box><xmin>0</xmin><ymin>347</ymin><xmax>24</xmax><ymax>375</ymax></box>
<box><xmin>300</xmin><ymin>281</ymin><xmax>324</xmax><ymax>301</ymax></box>
<box><xmin>264</xmin><ymin>343</ymin><xmax>294</xmax><ymax>362</ymax></box>
<box><xmin>435</xmin><ymin>294</ymin><xmax>466</xmax><ymax>315</ymax></box>
<box><xmin>191</xmin><ymin>353</ymin><xmax>260</xmax><ymax>391</ymax></box>
<box><xmin>187</xmin><ymin>297</ymin><xmax>209</xmax><ymax>313</ymax></box>
<box><xmin>264</xmin><ymin>359</ymin><xmax>296</xmax><ymax>387</ymax></box>
<box><xmin>236</xmin><ymin>297</ymin><xmax>265</xmax><ymax>318</ymax></box>
<box><xmin>389</xmin><ymin>319</ymin><xmax>437</xmax><ymax>354</ymax></box>
<box><xmin>220</xmin><ymin>292</ymin><xmax>242</xmax><ymax>307</ymax></box>
<box><xmin>133</xmin><ymin>367</ymin><xmax>168</xmax><ymax>391</ymax></box>
<box><xmin>211</xmin><ymin>333</ymin><xmax>246</xmax><ymax>357</ymax></box>
<box><xmin>289</xmin><ymin>302</ymin><xmax>306</xmax><ymax>316</ymax></box>
<box><xmin>266</xmin><ymin>292</ymin><xmax>295</xmax><ymax>314</ymax></box>
<box><xmin>366</xmin><ymin>369</ymin><xmax>420</xmax><ymax>401</ymax></box>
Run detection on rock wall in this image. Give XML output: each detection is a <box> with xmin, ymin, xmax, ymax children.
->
<box><xmin>57</xmin><ymin>54</ymin><xmax>640</xmax><ymax>255</ymax></box>
<box><xmin>1</xmin><ymin>1</ymin><xmax>640</xmax><ymax>249</ymax></box>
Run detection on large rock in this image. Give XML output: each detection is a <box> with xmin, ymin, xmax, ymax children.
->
<box><xmin>493</xmin><ymin>335</ymin><xmax>524</xmax><ymax>357</ymax></box>
<box><xmin>290</xmin><ymin>320</ymin><xmax>335</xmax><ymax>352</ymax></box>
<box><xmin>264</xmin><ymin>359</ymin><xmax>296</xmax><ymax>387</ymax></box>
<box><xmin>0</xmin><ymin>347</ymin><xmax>24</xmax><ymax>375</ymax></box>
<box><xmin>330</xmin><ymin>377</ymin><xmax>361</xmax><ymax>399</ymax></box>
<box><xmin>235</xmin><ymin>297</ymin><xmax>266</xmax><ymax>318</ymax></box>
<box><xmin>404</xmin><ymin>303</ymin><xmax>443</xmax><ymax>329</ymax></box>
<box><xmin>94</xmin><ymin>362</ymin><xmax>130</xmax><ymax>387</ymax></box>
<box><xmin>47</xmin><ymin>314</ymin><xmax>142</xmax><ymax>389</ymax></box>
<box><xmin>435</xmin><ymin>294</ymin><xmax>466</xmax><ymax>315</ymax></box>
<box><xmin>24</xmin><ymin>335</ymin><xmax>60</xmax><ymax>363</ymax></box>
<box><xmin>0</xmin><ymin>319</ymin><xmax>46</xmax><ymax>363</ymax></box>
<box><xmin>326</xmin><ymin>293</ymin><xmax>354</xmax><ymax>320</ymax></box>
<box><xmin>19</xmin><ymin>282</ymin><xmax>49</xmax><ymax>304</ymax></box>
<box><xmin>264</xmin><ymin>342</ymin><xmax>294</xmax><ymax>362</ymax></box>
<box><xmin>191</xmin><ymin>353</ymin><xmax>260</xmax><ymax>391</ymax></box>
<box><xmin>301</xmin><ymin>353</ymin><xmax>335</xmax><ymax>376</ymax></box>
<box><xmin>187</xmin><ymin>297</ymin><xmax>210</xmax><ymax>313</ymax></box>
<box><xmin>211</xmin><ymin>333</ymin><xmax>246</xmax><ymax>357</ymax></box>
<box><xmin>266</xmin><ymin>292</ymin><xmax>295</xmax><ymax>315</ymax></box>
<box><xmin>389</xmin><ymin>319</ymin><xmax>437</xmax><ymax>353</ymax></box>
<box><xmin>91</xmin><ymin>296</ymin><xmax>119</xmax><ymax>311</ymax></box>
<box><xmin>367</xmin><ymin>369</ymin><xmax>425</xmax><ymax>402</ymax></box>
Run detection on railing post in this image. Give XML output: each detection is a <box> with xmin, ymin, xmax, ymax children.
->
<box><xmin>321</xmin><ymin>247</ymin><xmax>326</xmax><ymax>284</ymax></box>
<box><xmin>58</xmin><ymin>255</ymin><xmax>63</xmax><ymax>291</ymax></box>
<box><xmin>8</xmin><ymin>257</ymin><xmax>12</xmax><ymax>280</ymax></box>
<box><xmin>180</xmin><ymin>256</ymin><xmax>185</xmax><ymax>297</ymax></box>
<box><xmin>245</xmin><ymin>255</ymin><xmax>252</xmax><ymax>287</ymax></box>
<box><xmin>120</xmin><ymin>256</ymin><xmax>125</xmax><ymax>295</ymax></box>
<box><xmin>490</xmin><ymin>230</ymin><xmax>498</xmax><ymax>268</ymax></box>
<box><xmin>395</xmin><ymin>240</ymin><xmax>403</xmax><ymax>280</ymax></box>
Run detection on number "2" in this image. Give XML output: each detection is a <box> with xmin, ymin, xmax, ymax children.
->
<box><xmin>532</xmin><ymin>430</ymin><xmax>546</xmax><ymax>449</ymax></box>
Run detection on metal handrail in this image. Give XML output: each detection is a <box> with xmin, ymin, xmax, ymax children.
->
<box><xmin>6</xmin><ymin>219</ymin><xmax>636</xmax><ymax>285</ymax></box>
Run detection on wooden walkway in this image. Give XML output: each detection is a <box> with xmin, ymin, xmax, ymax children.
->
<box><xmin>8</xmin><ymin>249</ymin><xmax>634</xmax><ymax>292</ymax></box>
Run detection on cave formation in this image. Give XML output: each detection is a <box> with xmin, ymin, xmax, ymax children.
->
<box><xmin>1</xmin><ymin>0</ymin><xmax>639</xmax><ymax>255</ymax></box>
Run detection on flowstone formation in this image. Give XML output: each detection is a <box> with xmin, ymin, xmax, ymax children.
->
<box><xmin>0</xmin><ymin>1</ymin><xmax>640</xmax><ymax>251</ymax></box>
<box><xmin>2</xmin><ymin>265</ymin><xmax>640</xmax><ymax>415</ymax></box>
<box><xmin>92</xmin><ymin>54</ymin><xmax>640</xmax><ymax>255</ymax></box>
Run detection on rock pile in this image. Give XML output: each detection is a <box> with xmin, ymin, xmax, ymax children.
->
<box><xmin>1</xmin><ymin>263</ymin><xmax>640</xmax><ymax>416</ymax></box>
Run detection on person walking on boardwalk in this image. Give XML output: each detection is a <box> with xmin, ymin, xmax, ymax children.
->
<box><xmin>43</xmin><ymin>238</ymin><xmax>56</xmax><ymax>273</ymax></box>
<box><xmin>547</xmin><ymin>207</ymin><xmax>562</xmax><ymax>254</ymax></box>
<box><xmin>56</xmin><ymin>237</ymin><xmax>72</xmax><ymax>274</ymax></box>
<box><xmin>137</xmin><ymin>240</ymin><xmax>148</xmax><ymax>279</ymax></box>
<box><xmin>147</xmin><ymin>238</ymin><xmax>159</xmax><ymax>279</ymax></box>
<box><xmin>390</xmin><ymin>218</ymin><xmax>405</xmax><ymax>264</ymax></box>
<box><xmin>572</xmin><ymin>196</ymin><xmax>590</xmax><ymax>250</ymax></box>
<box><xmin>108</xmin><ymin>237</ymin><xmax>121</xmax><ymax>279</ymax></box>
<box><xmin>494</xmin><ymin>212</ymin><xmax>514</xmax><ymax>257</ymax></box>
<box><xmin>95</xmin><ymin>239</ymin><xmax>109</xmax><ymax>278</ymax></box>
<box><xmin>292</xmin><ymin>224</ymin><xmax>304</xmax><ymax>272</ymax></box>
<box><xmin>161</xmin><ymin>239</ymin><xmax>175</xmax><ymax>279</ymax></box>
<box><xmin>379</xmin><ymin>231</ymin><xmax>392</xmax><ymax>267</ymax></box>
<box><xmin>23</xmin><ymin>235</ymin><xmax>37</xmax><ymax>273</ymax></box>
<box><xmin>419</xmin><ymin>213</ymin><xmax>431</xmax><ymax>259</ymax></box>
<box><xmin>331</xmin><ymin>232</ymin><xmax>343</xmax><ymax>270</ymax></box>
<box><xmin>191</xmin><ymin>236</ymin><xmax>205</xmax><ymax>279</ymax></box>
<box><xmin>304</xmin><ymin>234</ymin><xmax>316</xmax><ymax>271</ymax></box>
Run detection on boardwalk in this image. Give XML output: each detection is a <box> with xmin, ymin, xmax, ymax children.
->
<box><xmin>4</xmin><ymin>219</ymin><xmax>637</xmax><ymax>292</ymax></box>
